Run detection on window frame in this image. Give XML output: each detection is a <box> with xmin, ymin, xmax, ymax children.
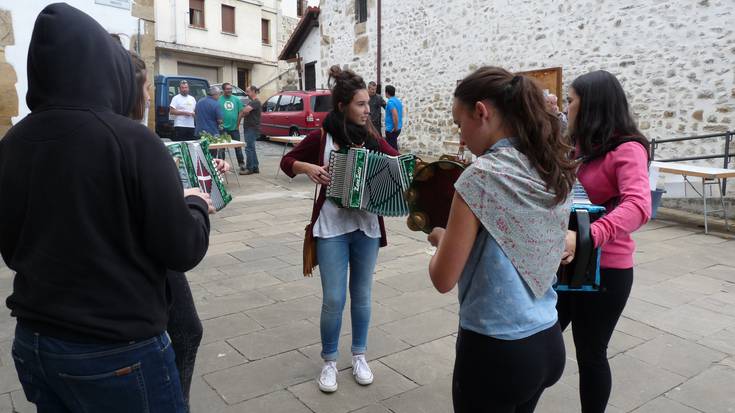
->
<box><xmin>261</xmin><ymin>19</ymin><xmax>271</xmax><ymax>45</ymax></box>
<box><xmin>189</xmin><ymin>0</ymin><xmax>205</xmax><ymax>28</ymax></box>
<box><xmin>355</xmin><ymin>0</ymin><xmax>367</xmax><ymax>23</ymax></box>
<box><xmin>221</xmin><ymin>4</ymin><xmax>235</xmax><ymax>34</ymax></box>
<box><xmin>290</xmin><ymin>96</ymin><xmax>304</xmax><ymax>112</ymax></box>
<box><xmin>264</xmin><ymin>95</ymin><xmax>280</xmax><ymax>112</ymax></box>
<box><xmin>276</xmin><ymin>95</ymin><xmax>294</xmax><ymax>112</ymax></box>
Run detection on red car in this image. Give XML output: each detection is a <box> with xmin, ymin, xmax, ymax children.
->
<box><xmin>260</xmin><ymin>90</ymin><xmax>332</xmax><ymax>138</ymax></box>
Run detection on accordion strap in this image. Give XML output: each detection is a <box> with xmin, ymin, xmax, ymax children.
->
<box><xmin>571</xmin><ymin>210</ymin><xmax>593</xmax><ymax>289</ymax></box>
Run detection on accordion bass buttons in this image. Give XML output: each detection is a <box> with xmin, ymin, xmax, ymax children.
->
<box><xmin>407</xmin><ymin>212</ymin><xmax>429</xmax><ymax>232</ymax></box>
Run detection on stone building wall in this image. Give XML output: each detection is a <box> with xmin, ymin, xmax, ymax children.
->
<box><xmin>278</xmin><ymin>15</ymin><xmax>300</xmax><ymax>90</ymax></box>
<box><xmin>318</xmin><ymin>0</ymin><xmax>735</xmax><ymax>163</ymax></box>
<box><xmin>0</xmin><ymin>9</ymin><xmax>17</xmax><ymax>139</ymax></box>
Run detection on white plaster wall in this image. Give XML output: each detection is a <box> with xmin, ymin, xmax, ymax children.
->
<box><xmin>319</xmin><ymin>0</ymin><xmax>735</xmax><ymax>162</ymax></box>
<box><xmin>299</xmin><ymin>26</ymin><xmax>323</xmax><ymax>89</ymax></box>
<box><xmin>155</xmin><ymin>0</ymin><xmax>280</xmax><ymax>62</ymax></box>
<box><xmin>5</xmin><ymin>0</ymin><xmax>138</xmax><ymax>123</ymax></box>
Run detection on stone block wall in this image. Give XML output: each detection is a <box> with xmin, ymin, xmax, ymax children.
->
<box><xmin>318</xmin><ymin>0</ymin><xmax>735</xmax><ymax>161</ymax></box>
<box><xmin>0</xmin><ymin>9</ymin><xmax>17</xmax><ymax>139</ymax></box>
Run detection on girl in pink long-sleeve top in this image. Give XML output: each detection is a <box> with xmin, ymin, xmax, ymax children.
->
<box><xmin>558</xmin><ymin>70</ymin><xmax>651</xmax><ymax>413</ymax></box>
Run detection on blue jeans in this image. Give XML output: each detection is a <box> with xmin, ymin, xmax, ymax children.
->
<box><xmin>12</xmin><ymin>324</ymin><xmax>186</xmax><ymax>413</ymax></box>
<box><xmin>243</xmin><ymin>127</ymin><xmax>259</xmax><ymax>171</ymax></box>
<box><xmin>316</xmin><ymin>230</ymin><xmax>380</xmax><ymax>361</ymax></box>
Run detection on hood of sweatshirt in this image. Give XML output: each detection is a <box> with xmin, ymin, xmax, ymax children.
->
<box><xmin>25</xmin><ymin>2</ymin><xmax>136</xmax><ymax>115</ymax></box>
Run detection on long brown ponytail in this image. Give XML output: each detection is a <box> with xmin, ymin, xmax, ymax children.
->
<box><xmin>454</xmin><ymin>66</ymin><xmax>576</xmax><ymax>204</ymax></box>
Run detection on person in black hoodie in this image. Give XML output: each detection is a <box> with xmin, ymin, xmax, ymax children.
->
<box><xmin>0</xmin><ymin>4</ymin><xmax>212</xmax><ymax>412</ymax></box>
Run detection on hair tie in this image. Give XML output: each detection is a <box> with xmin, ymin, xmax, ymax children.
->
<box><xmin>503</xmin><ymin>76</ymin><xmax>521</xmax><ymax>102</ymax></box>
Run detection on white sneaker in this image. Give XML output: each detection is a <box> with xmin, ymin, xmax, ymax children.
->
<box><xmin>351</xmin><ymin>354</ymin><xmax>374</xmax><ymax>385</ymax></box>
<box><xmin>318</xmin><ymin>361</ymin><xmax>338</xmax><ymax>393</ymax></box>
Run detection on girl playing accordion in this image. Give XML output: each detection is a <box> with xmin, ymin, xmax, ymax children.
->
<box><xmin>280</xmin><ymin>66</ymin><xmax>399</xmax><ymax>393</ymax></box>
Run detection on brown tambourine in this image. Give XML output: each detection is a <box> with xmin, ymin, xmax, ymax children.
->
<box><xmin>405</xmin><ymin>158</ymin><xmax>467</xmax><ymax>233</ymax></box>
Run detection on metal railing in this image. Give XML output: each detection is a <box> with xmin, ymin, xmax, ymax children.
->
<box><xmin>651</xmin><ymin>131</ymin><xmax>733</xmax><ymax>194</ymax></box>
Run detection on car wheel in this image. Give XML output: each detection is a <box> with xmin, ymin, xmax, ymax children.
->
<box><xmin>289</xmin><ymin>127</ymin><xmax>300</xmax><ymax>137</ymax></box>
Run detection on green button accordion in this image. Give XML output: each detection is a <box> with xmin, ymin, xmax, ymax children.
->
<box><xmin>165</xmin><ymin>139</ymin><xmax>233</xmax><ymax>211</ymax></box>
<box><xmin>326</xmin><ymin>147</ymin><xmax>416</xmax><ymax>217</ymax></box>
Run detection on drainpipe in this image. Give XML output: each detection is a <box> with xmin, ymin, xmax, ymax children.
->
<box><xmin>171</xmin><ymin>0</ymin><xmax>177</xmax><ymax>44</ymax></box>
<box><xmin>376</xmin><ymin>0</ymin><xmax>382</xmax><ymax>92</ymax></box>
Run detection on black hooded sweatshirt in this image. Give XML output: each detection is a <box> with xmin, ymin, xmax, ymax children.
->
<box><xmin>0</xmin><ymin>3</ymin><xmax>210</xmax><ymax>342</ymax></box>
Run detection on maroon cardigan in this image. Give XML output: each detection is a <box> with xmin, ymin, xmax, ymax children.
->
<box><xmin>280</xmin><ymin>129</ymin><xmax>400</xmax><ymax>247</ymax></box>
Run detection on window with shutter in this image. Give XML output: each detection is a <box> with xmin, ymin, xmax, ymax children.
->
<box><xmin>189</xmin><ymin>0</ymin><xmax>205</xmax><ymax>28</ymax></box>
<box><xmin>221</xmin><ymin>5</ymin><xmax>235</xmax><ymax>33</ymax></box>
<box><xmin>261</xmin><ymin>19</ymin><xmax>271</xmax><ymax>44</ymax></box>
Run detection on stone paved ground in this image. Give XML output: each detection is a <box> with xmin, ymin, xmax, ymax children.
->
<box><xmin>1</xmin><ymin>141</ymin><xmax>734</xmax><ymax>412</ymax></box>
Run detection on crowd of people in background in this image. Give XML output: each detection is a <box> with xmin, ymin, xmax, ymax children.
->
<box><xmin>169</xmin><ymin>79</ymin><xmax>262</xmax><ymax>175</ymax></box>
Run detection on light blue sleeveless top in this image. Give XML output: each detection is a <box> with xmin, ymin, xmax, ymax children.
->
<box><xmin>454</xmin><ymin>138</ymin><xmax>561</xmax><ymax>340</ymax></box>
<box><xmin>457</xmin><ymin>230</ymin><xmax>558</xmax><ymax>340</ymax></box>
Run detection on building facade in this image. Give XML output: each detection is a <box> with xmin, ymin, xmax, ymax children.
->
<box><xmin>155</xmin><ymin>0</ymin><xmax>295</xmax><ymax>98</ymax></box>
<box><xmin>318</xmin><ymin>0</ymin><xmax>735</xmax><ymax>167</ymax></box>
<box><xmin>279</xmin><ymin>6</ymin><xmax>323</xmax><ymax>91</ymax></box>
<box><xmin>1</xmin><ymin>0</ymin><xmax>155</xmax><ymax>135</ymax></box>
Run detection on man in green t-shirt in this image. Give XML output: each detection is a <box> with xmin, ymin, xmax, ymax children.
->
<box><xmin>218</xmin><ymin>83</ymin><xmax>245</xmax><ymax>171</ymax></box>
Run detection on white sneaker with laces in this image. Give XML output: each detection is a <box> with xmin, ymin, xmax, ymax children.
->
<box><xmin>352</xmin><ymin>354</ymin><xmax>374</xmax><ymax>385</ymax></box>
<box><xmin>318</xmin><ymin>361</ymin><xmax>338</xmax><ymax>393</ymax></box>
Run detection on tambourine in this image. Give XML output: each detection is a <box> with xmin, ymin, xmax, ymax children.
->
<box><xmin>555</xmin><ymin>204</ymin><xmax>606</xmax><ymax>292</ymax></box>
<box><xmin>405</xmin><ymin>158</ymin><xmax>467</xmax><ymax>233</ymax></box>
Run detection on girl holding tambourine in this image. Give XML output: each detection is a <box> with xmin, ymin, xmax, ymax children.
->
<box><xmin>558</xmin><ymin>70</ymin><xmax>651</xmax><ymax>413</ymax></box>
<box><xmin>428</xmin><ymin>66</ymin><xmax>577</xmax><ymax>412</ymax></box>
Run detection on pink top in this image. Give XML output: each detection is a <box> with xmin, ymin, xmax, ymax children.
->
<box><xmin>577</xmin><ymin>142</ymin><xmax>651</xmax><ymax>269</ymax></box>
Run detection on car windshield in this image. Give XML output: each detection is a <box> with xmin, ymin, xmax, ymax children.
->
<box><xmin>311</xmin><ymin>95</ymin><xmax>332</xmax><ymax>112</ymax></box>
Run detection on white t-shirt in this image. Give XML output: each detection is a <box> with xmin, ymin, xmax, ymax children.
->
<box><xmin>169</xmin><ymin>94</ymin><xmax>196</xmax><ymax>128</ymax></box>
<box><xmin>313</xmin><ymin>134</ymin><xmax>381</xmax><ymax>239</ymax></box>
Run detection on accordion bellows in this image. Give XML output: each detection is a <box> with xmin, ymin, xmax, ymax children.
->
<box><xmin>165</xmin><ymin>140</ymin><xmax>232</xmax><ymax>211</ymax></box>
<box><xmin>326</xmin><ymin>148</ymin><xmax>416</xmax><ymax>217</ymax></box>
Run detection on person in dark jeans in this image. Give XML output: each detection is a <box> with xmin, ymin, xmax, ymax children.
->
<box><xmin>240</xmin><ymin>85</ymin><xmax>262</xmax><ymax>175</ymax></box>
<box><xmin>0</xmin><ymin>5</ymin><xmax>215</xmax><ymax>412</ymax></box>
<box><xmin>384</xmin><ymin>85</ymin><xmax>403</xmax><ymax>151</ymax></box>
<box><xmin>219</xmin><ymin>83</ymin><xmax>245</xmax><ymax>169</ymax></box>
<box><xmin>558</xmin><ymin>70</ymin><xmax>651</xmax><ymax>413</ymax></box>
<box><xmin>368</xmin><ymin>81</ymin><xmax>386</xmax><ymax>136</ymax></box>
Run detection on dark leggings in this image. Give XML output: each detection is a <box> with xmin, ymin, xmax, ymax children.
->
<box><xmin>452</xmin><ymin>323</ymin><xmax>565</xmax><ymax>413</ymax></box>
<box><xmin>557</xmin><ymin>267</ymin><xmax>634</xmax><ymax>413</ymax></box>
<box><xmin>167</xmin><ymin>271</ymin><xmax>203</xmax><ymax>407</ymax></box>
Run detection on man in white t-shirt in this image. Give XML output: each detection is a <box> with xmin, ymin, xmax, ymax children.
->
<box><xmin>169</xmin><ymin>80</ymin><xmax>197</xmax><ymax>141</ymax></box>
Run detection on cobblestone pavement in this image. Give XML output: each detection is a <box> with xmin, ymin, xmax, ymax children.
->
<box><xmin>1</xmin><ymin>141</ymin><xmax>734</xmax><ymax>412</ymax></box>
